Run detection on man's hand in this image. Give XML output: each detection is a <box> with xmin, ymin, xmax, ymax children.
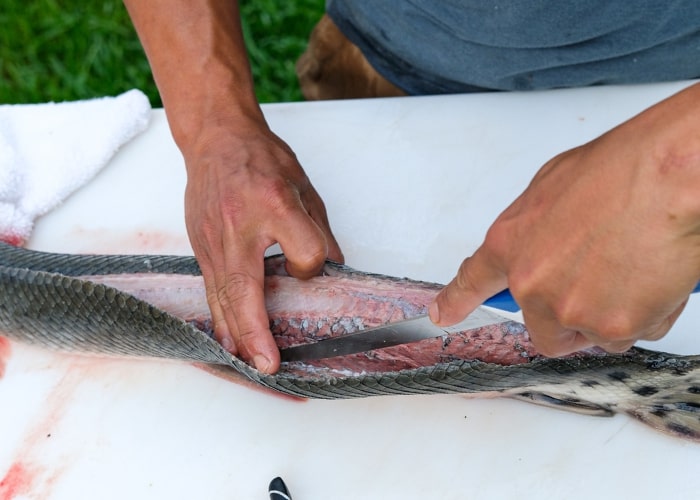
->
<box><xmin>431</xmin><ymin>83</ymin><xmax>700</xmax><ymax>356</ymax></box>
<box><xmin>183</xmin><ymin>121</ymin><xmax>342</xmax><ymax>373</ymax></box>
<box><xmin>123</xmin><ymin>0</ymin><xmax>343</xmax><ymax>373</ymax></box>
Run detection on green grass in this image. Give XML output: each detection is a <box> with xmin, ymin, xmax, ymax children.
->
<box><xmin>241</xmin><ymin>0</ymin><xmax>325</xmax><ymax>103</ymax></box>
<box><xmin>0</xmin><ymin>0</ymin><xmax>324</xmax><ymax>106</ymax></box>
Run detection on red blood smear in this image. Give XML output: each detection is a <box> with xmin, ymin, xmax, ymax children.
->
<box><xmin>0</xmin><ymin>463</ymin><xmax>33</xmax><ymax>500</ymax></box>
<box><xmin>0</xmin><ymin>337</ymin><xmax>10</xmax><ymax>379</ymax></box>
<box><xmin>192</xmin><ymin>363</ymin><xmax>307</xmax><ymax>403</ymax></box>
<box><xmin>0</xmin><ymin>235</ymin><xmax>24</xmax><ymax>247</ymax></box>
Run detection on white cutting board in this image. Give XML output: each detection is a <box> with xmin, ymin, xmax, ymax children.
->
<box><xmin>1</xmin><ymin>80</ymin><xmax>699</xmax><ymax>500</ymax></box>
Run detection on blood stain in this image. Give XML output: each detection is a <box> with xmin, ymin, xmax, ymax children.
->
<box><xmin>191</xmin><ymin>363</ymin><xmax>307</xmax><ymax>403</ymax></box>
<box><xmin>0</xmin><ymin>462</ymin><xmax>34</xmax><ymax>500</ymax></box>
<box><xmin>67</xmin><ymin>226</ymin><xmax>191</xmax><ymax>254</ymax></box>
<box><xmin>0</xmin><ymin>235</ymin><xmax>24</xmax><ymax>247</ymax></box>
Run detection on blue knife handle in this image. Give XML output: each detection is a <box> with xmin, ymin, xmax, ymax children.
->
<box><xmin>483</xmin><ymin>289</ymin><xmax>520</xmax><ymax>312</ymax></box>
<box><xmin>483</xmin><ymin>281</ymin><xmax>700</xmax><ymax>314</ymax></box>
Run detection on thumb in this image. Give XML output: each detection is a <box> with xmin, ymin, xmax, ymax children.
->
<box><xmin>431</xmin><ymin>246</ymin><xmax>508</xmax><ymax>326</ymax></box>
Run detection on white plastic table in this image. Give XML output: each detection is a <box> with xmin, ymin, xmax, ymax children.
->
<box><xmin>2</xmin><ymin>80</ymin><xmax>699</xmax><ymax>500</ymax></box>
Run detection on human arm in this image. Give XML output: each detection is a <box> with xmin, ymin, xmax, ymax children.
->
<box><xmin>122</xmin><ymin>0</ymin><xmax>343</xmax><ymax>373</ymax></box>
<box><xmin>430</xmin><ymin>82</ymin><xmax>700</xmax><ymax>356</ymax></box>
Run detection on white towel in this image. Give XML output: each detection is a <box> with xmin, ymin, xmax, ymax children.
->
<box><xmin>0</xmin><ymin>89</ymin><xmax>151</xmax><ymax>245</ymax></box>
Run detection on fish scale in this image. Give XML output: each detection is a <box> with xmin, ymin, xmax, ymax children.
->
<box><xmin>0</xmin><ymin>243</ymin><xmax>699</xmax><ymax>443</ymax></box>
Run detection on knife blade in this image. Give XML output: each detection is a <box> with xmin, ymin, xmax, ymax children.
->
<box><xmin>279</xmin><ymin>280</ymin><xmax>700</xmax><ymax>362</ymax></box>
<box><xmin>279</xmin><ymin>307</ymin><xmax>511</xmax><ymax>362</ymax></box>
<box><xmin>279</xmin><ymin>289</ymin><xmax>517</xmax><ymax>362</ymax></box>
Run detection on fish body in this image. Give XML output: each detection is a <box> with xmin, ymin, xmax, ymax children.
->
<box><xmin>1</xmin><ymin>243</ymin><xmax>699</xmax><ymax>442</ymax></box>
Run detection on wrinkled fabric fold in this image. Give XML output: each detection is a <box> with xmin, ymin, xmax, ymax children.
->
<box><xmin>327</xmin><ymin>0</ymin><xmax>700</xmax><ymax>94</ymax></box>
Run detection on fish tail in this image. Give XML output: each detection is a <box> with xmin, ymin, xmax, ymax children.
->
<box><xmin>614</xmin><ymin>350</ymin><xmax>700</xmax><ymax>442</ymax></box>
<box><xmin>502</xmin><ymin>349</ymin><xmax>700</xmax><ymax>442</ymax></box>
<box><xmin>624</xmin><ymin>385</ymin><xmax>700</xmax><ymax>442</ymax></box>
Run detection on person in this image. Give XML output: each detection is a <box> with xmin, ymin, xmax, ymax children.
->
<box><xmin>123</xmin><ymin>0</ymin><xmax>700</xmax><ymax>374</ymax></box>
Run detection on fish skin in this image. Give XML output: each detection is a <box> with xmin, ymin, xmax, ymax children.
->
<box><xmin>1</xmin><ymin>243</ymin><xmax>700</xmax><ymax>442</ymax></box>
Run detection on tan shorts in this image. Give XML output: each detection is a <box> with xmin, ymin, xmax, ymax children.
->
<box><xmin>296</xmin><ymin>15</ymin><xmax>406</xmax><ymax>100</ymax></box>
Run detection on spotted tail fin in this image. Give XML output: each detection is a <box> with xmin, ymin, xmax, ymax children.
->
<box><xmin>623</xmin><ymin>384</ymin><xmax>700</xmax><ymax>442</ymax></box>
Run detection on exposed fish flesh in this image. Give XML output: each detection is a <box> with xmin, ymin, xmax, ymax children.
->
<box><xmin>1</xmin><ymin>243</ymin><xmax>699</xmax><ymax>442</ymax></box>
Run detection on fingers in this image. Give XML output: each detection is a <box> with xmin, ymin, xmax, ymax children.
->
<box><xmin>220</xmin><ymin>244</ymin><xmax>280</xmax><ymax>374</ymax></box>
<box><xmin>204</xmin><ymin>187</ymin><xmax>339</xmax><ymax>375</ymax></box>
<box><xmin>520</xmin><ymin>304</ymin><xmax>595</xmax><ymax>356</ymax></box>
<box><xmin>431</xmin><ymin>245</ymin><xmax>599</xmax><ymax>357</ymax></box>
<box><xmin>434</xmin><ymin>246</ymin><xmax>690</xmax><ymax>359</ymax></box>
<box><xmin>431</xmin><ymin>246</ymin><xmax>508</xmax><ymax>326</ymax></box>
<box><xmin>646</xmin><ymin>299</ymin><xmax>687</xmax><ymax>341</ymax></box>
<box><xmin>524</xmin><ymin>298</ymin><xmax>690</xmax><ymax>357</ymax></box>
<box><xmin>224</xmin><ymin>195</ymin><xmax>336</xmax><ymax>374</ymax></box>
<box><xmin>279</xmin><ymin>192</ymin><xmax>339</xmax><ymax>279</ymax></box>
<box><xmin>305</xmin><ymin>194</ymin><xmax>344</xmax><ymax>264</ymax></box>
<box><xmin>584</xmin><ymin>299</ymin><xmax>688</xmax><ymax>353</ymax></box>
<box><xmin>186</xmin><ymin>230</ymin><xmax>240</xmax><ymax>357</ymax></box>
<box><xmin>200</xmin><ymin>260</ymin><xmax>236</xmax><ymax>354</ymax></box>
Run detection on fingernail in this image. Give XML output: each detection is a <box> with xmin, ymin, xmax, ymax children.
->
<box><xmin>253</xmin><ymin>354</ymin><xmax>272</xmax><ymax>373</ymax></box>
<box><xmin>221</xmin><ymin>336</ymin><xmax>233</xmax><ymax>352</ymax></box>
<box><xmin>429</xmin><ymin>301</ymin><xmax>440</xmax><ymax>323</ymax></box>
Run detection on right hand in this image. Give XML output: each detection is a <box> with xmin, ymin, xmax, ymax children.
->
<box><xmin>182</xmin><ymin>116</ymin><xmax>343</xmax><ymax>374</ymax></box>
<box><xmin>431</xmin><ymin>83</ymin><xmax>700</xmax><ymax>357</ymax></box>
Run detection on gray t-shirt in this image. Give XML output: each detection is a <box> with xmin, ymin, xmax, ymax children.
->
<box><xmin>327</xmin><ymin>0</ymin><xmax>700</xmax><ymax>93</ymax></box>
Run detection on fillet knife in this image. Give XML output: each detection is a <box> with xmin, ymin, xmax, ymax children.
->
<box><xmin>280</xmin><ymin>281</ymin><xmax>700</xmax><ymax>362</ymax></box>
<box><xmin>279</xmin><ymin>288</ymin><xmax>518</xmax><ymax>362</ymax></box>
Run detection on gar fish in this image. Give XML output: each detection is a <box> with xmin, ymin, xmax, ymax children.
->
<box><xmin>0</xmin><ymin>243</ymin><xmax>699</xmax><ymax>442</ymax></box>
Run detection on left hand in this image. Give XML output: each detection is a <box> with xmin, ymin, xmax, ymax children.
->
<box><xmin>182</xmin><ymin>118</ymin><xmax>343</xmax><ymax>373</ymax></box>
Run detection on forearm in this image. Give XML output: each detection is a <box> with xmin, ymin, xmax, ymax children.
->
<box><xmin>122</xmin><ymin>0</ymin><xmax>264</xmax><ymax>155</ymax></box>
